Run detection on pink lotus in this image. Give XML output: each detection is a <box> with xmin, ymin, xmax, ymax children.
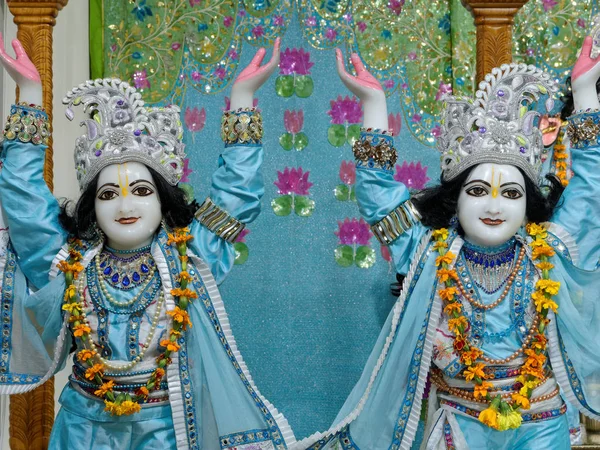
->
<box><xmin>387</xmin><ymin>0</ymin><xmax>405</xmax><ymax>15</ymax></box>
<box><xmin>274</xmin><ymin>167</ymin><xmax>313</xmax><ymax>195</ymax></box>
<box><xmin>234</xmin><ymin>229</ymin><xmax>250</xmax><ymax>243</ymax></box>
<box><xmin>223</xmin><ymin>16</ymin><xmax>233</xmax><ymax>27</ymax></box>
<box><xmin>189</xmin><ymin>0</ymin><xmax>201</xmax><ymax>6</ymax></box>
<box><xmin>394</xmin><ymin>161</ymin><xmax>430</xmax><ymax>190</ymax></box>
<box><xmin>339</xmin><ymin>161</ymin><xmax>356</xmax><ymax>185</ymax></box>
<box><xmin>279</xmin><ymin>48</ymin><xmax>314</xmax><ymax>76</ymax></box>
<box><xmin>181</xmin><ymin>158</ymin><xmax>193</xmax><ymax>183</ymax></box>
<box><xmin>388</xmin><ymin>113</ymin><xmax>402</xmax><ymax>136</ymax></box>
<box><xmin>435</xmin><ymin>81</ymin><xmax>452</xmax><ymax>101</ymax></box>
<box><xmin>284</xmin><ymin>110</ymin><xmax>304</xmax><ymax>134</ymax></box>
<box><xmin>335</xmin><ymin>218</ymin><xmax>372</xmax><ymax>246</ymax></box>
<box><xmin>328</xmin><ymin>95</ymin><xmax>363</xmax><ymax>125</ymax></box>
<box><xmin>357</xmin><ymin>22</ymin><xmax>367</xmax><ymax>32</ymax></box>
<box><xmin>431</xmin><ymin>125</ymin><xmax>442</xmax><ymax>138</ymax></box>
<box><xmin>184</xmin><ymin>107</ymin><xmax>206</xmax><ymax>132</ymax></box>
<box><xmin>215</xmin><ymin>67</ymin><xmax>227</xmax><ymax>80</ymax></box>
<box><xmin>542</xmin><ymin>0</ymin><xmax>558</xmax><ymax>12</ymax></box>
<box><xmin>325</xmin><ymin>28</ymin><xmax>337</xmax><ymax>41</ymax></box>
<box><xmin>273</xmin><ymin>15</ymin><xmax>284</xmax><ymax>26</ymax></box>
<box><xmin>133</xmin><ymin>70</ymin><xmax>150</xmax><ymax>90</ymax></box>
<box><xmin>252</xmin><ymin>25</ymin><xmax>265</xmax><ymax>38</ymax></box>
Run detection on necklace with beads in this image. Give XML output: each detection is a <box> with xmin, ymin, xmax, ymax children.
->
<box><xmin>97</xmin><ymin>245</ymin><xmax>155</xmax><ymax>290</ymax></box>
<box><xmin>462</xmin><ymin>238</ymin><xmax>518</xmax><ymax>294</ymax></box>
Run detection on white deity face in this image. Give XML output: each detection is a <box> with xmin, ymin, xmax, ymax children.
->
<box><xmin>457</xmin><ymin>163</ymin><xmax>526</xmax><ymax>247</ymax></box>
<box><xmin>95</xmin><ymin>162</ymin><xmax>162</xmax><ymax>250</ymax></box>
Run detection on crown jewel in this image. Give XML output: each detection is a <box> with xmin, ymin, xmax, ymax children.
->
<box><xmin>437</xmin><ymin>63</ymin><xmax>559</xmax><ymax>183</ymax></box>
<box><xmin>63</xmin><ymin>78</ymin><xmax>186</xmax><ymax>190</ymax></box>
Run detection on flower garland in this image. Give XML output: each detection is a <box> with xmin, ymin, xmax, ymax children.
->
<box><xmin>432</xmin><ymin>224</ymin><xmax>559</xmax><ymax>430</ymax></box>
<box><xmin>58</xmin><ymin>228</ymin><xmax>195</xmax><ymax>415</ymax></box>
<box><xmin>552</xmin><ymin>123</ymin><xmax>570</xmax><ymax>187</ymax></box>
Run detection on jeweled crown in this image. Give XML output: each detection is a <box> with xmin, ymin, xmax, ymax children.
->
<box><xmin>437</xmin><ymin>63</ymin><xmax>559</xmax><ymax>183</ymax></box>
<box><xmin>63</xmin><ymin>78</ymin><xmax>186</xmax><ymax>190</ymax></box>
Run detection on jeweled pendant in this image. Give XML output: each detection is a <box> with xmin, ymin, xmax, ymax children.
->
<box><xmin>132</xmin><ymin>272</ymin><xmax>140</xmax><ymax>282</ymax></box>
<box><xmin>103</xmin><ymin>266</ymin><xmax>112</xmax><ymax>276</ymax></box>
<box><xmin>141</xmin><ymin>264</ymin><xmax>149</xmax><ymax>274</ymax></box>
<box><xmin>122</xmin><ymin>276</ymin><xmax>130</xmax><ymax>287</ymax></box>
<box><xmin>112</xmin><ymin>273</ymin><xmax>119</xmax><ymax>283</ymax></box>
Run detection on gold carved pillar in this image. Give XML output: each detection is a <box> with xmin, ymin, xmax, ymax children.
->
<box><xmin>462</xmin><ymin>0</ymin><xmax>529</xmax><ymax>84</ymax></box>
<box><xmin>6</xmin><ymin>1</ymin><xmax>68</xmax><ymax>448</ymax></box>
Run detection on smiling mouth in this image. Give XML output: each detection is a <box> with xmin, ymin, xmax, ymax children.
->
<box><xmin>480</xmin><ymin>218</ymin><xmax>504</xmax><ymax>226</ymax></box>
<box><xmin>116</xmin><ymin>217</ymin><xmax>140</xmax><ymax>224</ymax></box>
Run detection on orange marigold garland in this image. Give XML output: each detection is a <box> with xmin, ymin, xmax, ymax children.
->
<box><xmin>58</xmin><ymin>228</ymin><xmax>194</xmax><ymax>415</ymax></box>
<box><xmin>433</xmin><ymin>224</ymin><xmax>559</xmax><ymax>430</ymax></box>
<box><xmin>552</xmin><ymin>123</ymin><xmax>570</xmax><ymax>187</ymax></box>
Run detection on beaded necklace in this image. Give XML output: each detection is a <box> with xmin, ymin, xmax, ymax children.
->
<box><xmin>97</xmin><ymin>245</ymin><xmax>155</xmax><ymax>290</ymax></box>
<box><xmin>433</xmin><ymin>224</ymin><xmax>559</xmax><ymax>431</ymax></box>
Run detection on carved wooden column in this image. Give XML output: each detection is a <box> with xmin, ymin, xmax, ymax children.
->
<box><xmin>6</xmin><ymin>2</ymin><xmax>68</xmax><ymax>448</ymax></box>
<box><xmin>462</xmin><ymin>0</ymin><xmax>529</xmax><ymax>84</ymax></box>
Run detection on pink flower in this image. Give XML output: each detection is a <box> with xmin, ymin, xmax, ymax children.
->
<box><xmin>284</xmin><ymin>110</ymin><xmax>304</xmax><ymax>134</ymax></box>
<box><xmin>295</xmin><ymin>49</ymin><xmax>314</xmax><ymax>75</ymax></box>
<box><xmin>110</xmin><ymin>44</ymin><xmax>117</xmax><ymax>52</ymax></box>
<box><xmin>401</xmin><ymin>82</ymin><xmax>408</xmax><ymax>89</ymax></box>
<box><xmin>279</xmin><ymin>48</ymin><xmax>314</xmax><ymax>75</ymax></box>
<box><xmin>335</xmin><ymin>218</ymin><xmax>372</xmax><ymax>246</ymax></box>
<box><xmin>274</xmin><ymin>167</ymin><xmax>313</xmax><ymax>196</ymax></box>
<box><xmin>343</xmin><ymin>13</ymin><xmax>353</xmax><ymax>22</ymax></box>
<box><xmin>339</xmin><ymin>161</ymin><xmax>356</xmax><ymax>185</ymax></box>
<box><xmin>191</xmin><ymin>71</ymin><xmax>202</xmax><ymax>81</ymax></box>
<box><xmin>325</xmin><ymin>28</ymin><xmax>337</xmax><ymax>41</ymax></box>
<box><xmin>577</xmin><ymin>18</ymin><xmax>586</xmax><ymax>28</ymax></box>
<box><xmin>273</xmin><ymin>15</ymin><xmax>284</xmax><ymax>26</ymax></box>
<box><xmin>171</xmin><ymin>42</ymin><xmax>181</xmax><ymax>51</ymax></box>
<box><xmin>381</xmin><ymin>245</ymin><xmax>391</xmax><ymax>262</ymax></box>
<box><xmin>388</xmin><ymin>113</ymin><xmax>402</xmax><ymax>136</ymax></box>
<box><xmin>214</xmin><ymin>67</ymin><xmax>226</xmax><ymax>79</ymax></box>
<box><xmin>228</xmin><ymin>49</ymin><xmax>238</xmax><ymax>60</ymax></box>
<box><xmin>526</xmin><ymin>48</ymin><xmax>535</xmax><ymax>57</ymax></box>
<box><xmin>431</xmin><ymin>125</ymin><xmax>442</xmax><ymax>138</ymax></box>
<box><xmin>542</xmin><ymin>0</ymin><xmax>558</xmax><ymax>12</ymax></box>
<box><xmin>408</xmin><ymin>52</ymin><xmax>417</xmax><ymax>61</ymax></box>
<box><xmin>411</xmin><ymin>113</ymin><xmax>422</xmax><ymax>123</ymax></box>
<box><xmin>223</xmin><ymin>16</ymin><xmax>233</xmax><ymax>27</ymax></box>
<box><xmin>184</xmin><ymin>107</ymin><xmax>206</xmax><ymax>132</ymax></box>
<box><xmin>252</xmin><ymin>25</ymin><xmax>264</xmax><ymax>38</ymax></box>
<box><xmin>133</xmin><ymin>70</ymin><xmax>150</xmax><ymax>89</ymax></box>
<box><xmin>383</xmin><ymin>79</ymin><xmax>395</xmax><ymax>89</ymax></box>
<box><xmin>387</xmin><ymin>0</ymin><xmax>405</xmax><ymax>15</ymax></box>
<box><xmin>328</xmin><ymin>95</ymin><xmax>363</xmax><ymax>124</ymax></box>
<box><xmin>279</xmin><ymin>48</ymin><xmax>296</xmax><ymax>75</ymax></box>
<box><xmin>189</xmin><ymin>0</ymin><xmax>201</xmax><ymax>6</ymax></box>
<box><xmin>305</xmin><ymin>16</ymin><xmax>317</xmax><ymax>27</ymax></box>
<box><xmin>181</xmin><ymin>158</ymin><xmax>193</xmax><ymax>183</ymax></box>
<box><xmin>234</xmin><ymin>229</ymin><xmax>250</xmax><ymax>243</ymax></box>
<box><xmin>357</xmin><ymin>21</ymin><xmax>367</xmax><ymax>32</ymax></box>
<box><xmin>435</xmin><ymin>81</ymin><xmax>452</xmax><ymax>101</ymax></box>
<box><xmin>238</xmin><ymin>10</ymin><xmax>246</xmax><ymax>17</ymax></box>
<box><xmin>394</xmin><ymin>161</ymin><xmax>430</xmax><ymax>190</ymax></box>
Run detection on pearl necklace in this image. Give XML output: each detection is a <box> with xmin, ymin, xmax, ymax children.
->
<box><xmin>76</xmin><ymin>275</ymin><xmax>165</xmax><ymax>373</ymax></box>
<box><xmin>95</xmin><ymin>252</ymin><xmax>156</xmax><ymax>308</ymax></box>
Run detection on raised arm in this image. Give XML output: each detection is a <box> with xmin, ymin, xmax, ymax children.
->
<box><xmin>335</xmin><ymin>50</ymin><xmax>426</xmax><ymax>275</ymax></box>
<box><xmin>0</xmin><ymin>34</ymin><xmax>67</xmax><ymax>289</ymax></box>
<box><xmin>551</xmin><ymin>36</ymin><xmax>600</xmax><ymax>268</ymax></box>
<box><xmin>190</xmin><ymin>39</ymin><xmax>280</xmax><ymax>283</ymax></box>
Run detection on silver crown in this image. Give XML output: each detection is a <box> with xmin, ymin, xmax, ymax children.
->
<box><xmin>437</xmin><ymin>63</ymin><xmax>559</xmax><ymax>183</ymax></box>
<box><xmin>63</xmin><ymin>78</ymin><xmax>186</xmax><ymax>190</ymax></box>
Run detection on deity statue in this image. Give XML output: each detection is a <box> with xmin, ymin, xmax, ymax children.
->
<box><xmin>296</xmin><ymin>36</ymin><xmax>600</xmax><ymax>450</ymax></box>
<box><xmin>0</xmin><ymin>35</ymin><xmax>296</xmax><ymax>449</ymax></box>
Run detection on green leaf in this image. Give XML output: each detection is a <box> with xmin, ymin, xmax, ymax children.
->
<box><xmin>234</xmin><ymin>242</ymin><xmax>249</xmax><ymax>265</ymax></box>
<box><xmin>334</xmin><ymin>245</ymin><xmax>354</xmax><ymax>267</ymax></box>
<box><xmin>355</xmin><ymin>246</ymin><xmax>376</xmax><ymax>269</ymax></box>
<box><xmin>328</xmin><ymin>124</ymin><xmax>346</xmax><ymax>147</ymax></box>
<box><xmin>275</xmin><ymin>76</ymin><xmax>294</xmax><ymax>97</ymax></box>
<box><xmin>347</xmin><ymin>124</ymin><xmax>361</xmax><ymax>145</ymax></box>
<box><xmin>294</xmin><ymin>132</ymin><xmax>309</xmax><ymax>151</ymax></box>
<box><xmin>294</xmin><ymin>195</ymin><xmax>315</xmax><ymax>217</ymax></box>
<box><xmin>334</xmin><ymin>184</ymin><xmax>350</xmax><ymax>201</ymax></box>
<box><xmin>294</xmin><ymin>75</ymin><xmax>314</xmax><ymax>98</ymax></box>
<box><xmin>271</xmin><ymin>195</ymin><xmax>293</xmax><ymax>216</ymax></box>
<box><xmin>350</xmin><ymin>185</ymin><xmax>356</xmax><ymax>202</ymax></box>
<box><xmin>279</xmin><ymin>132</ymin><xmax>294</xmax><ymax>151</ymax></box>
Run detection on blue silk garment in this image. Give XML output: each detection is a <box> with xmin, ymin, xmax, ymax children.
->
<box><xmin>296</xmin><ymin>112</ymin><xmax>600</xmax><ymax>450</ymax></box>
<box><xmin>0</xmin><ymin>105</ymin><xmax>295</xmax><ymax>450</ymax></box>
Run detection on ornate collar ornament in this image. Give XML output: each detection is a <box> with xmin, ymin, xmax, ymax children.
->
<box><xmin>462</xmin><ymin>238</ymin><xmax>517</xmax><ymax>294</ymax></box>
<box><xmin>62</xmin><ymin>79</ymin><xmax>186</xmax><ymax>191</ymax></box>
<box><xmin>437</xmin><ymin>64</ymin><xmax>559</xmax><ymax>183</ymax></box>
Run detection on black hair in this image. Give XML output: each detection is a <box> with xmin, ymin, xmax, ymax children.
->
<box><xmin>411</xmin><ymin>166</ymin><xmax>565</xmax><ymax>230</ymax></box>
<box><xmin>59</xmin><ymin>166</ymin><xmax>199</xmax><ymax>240</ymax></box>
<box><xmin>559</xmin><ymin>76</ymin><xmax>600</xmax><ymax>120</ymax></box>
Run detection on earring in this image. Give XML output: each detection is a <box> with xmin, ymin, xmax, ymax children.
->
<box><xmin>449</xmin><ymin>215</ymin><xmax>458</xmax><ymax>228</ymax></box>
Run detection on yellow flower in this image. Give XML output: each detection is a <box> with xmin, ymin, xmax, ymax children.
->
<box><xmin>512</xmin><ymin>393</ymin><xmax>531</xmax><ymax>410</ymax></box>
<box><xmin>439</xmin><ymin>286</ymin><xmax>458</xmax><ymax>302</ymax></box>
<box><xmin>505</xmin><ymin>410</ymin><xmax>523</xmax><ymax>429</ymax></box>
<box><xmin>120</xmin><ymin>400</ymin><xmax>141</xmax><ymax>415</ymax></box>
<box><xmin>160</xmin><ymin>339</ymin><xmax>181</xmax><ymax>353</ymax></box>
<box><xmin>437</xmin><ymin>268</ymin><xmax>458</xmax><ymax>283</ymax></box>
<box><xmin>464</xmin><ymin>363</ymin><xmax>486</xmax><ymax>382</ymax></box>
<box><xmin>435</xmin><ymin>252</ymin><xmax>456</xmax><ymax>267</ymax></box>
<box><xmin>62</xmin><ymin>302</ymin><xmax>81</xmax><ymax>314</ymax></box>
<box><xmin>77</xmin><ymin>349</ymin><xmax>97</xmax><ymax>362</ymax></box>
<box><xmin>104</xmin><ymin>401</ymin><xmax>122</xmax><ymax>416</ymax></box>
<box><xmin>170</xmin><ymin>288</ymin><xmax>198</xmax><ymax>300</ymax></box>
<box><xmin>432</xmin><ymin>229</ymin><xmax>449</xmax><ymax>241</ymax></box>
<box><xmin>433</xmin><ymin>241</ymin><xmax>448</xmax><ymax>251</ymax></box>
<box><xmin>535</xmin><ymin>262</ymin><xmax>555</xmax><ymax>271</ymax></box>
<box><xmin>167</xmin><ymin>229</ymin><xmax>193</xmax><ymax>246</ymax></box>
<box><xmin>154</xmin><ymin>367</ymin><xmax>166</xmax><ymax>379</ymax></box>
<box><xmin>73</xmin><ymin>323</ymin><xmax>91</xmax><ymax>338</ymax></box>
<box><xmin>554</xmin><ymin>152</ymin><xmax>568</xmax><ymax>160</ymax></box>
<box><xmin>179</xmin><ymin>255</ymin><xmax>188</xmax><ymax>263</ymax></box>
<box><xmin>526</xmin><ymin>223</ymin><xmax>547</xmax><ymax>239</ymax></box>
<box><xmin>444</xmin><ymin>302</ymin><xmax>462</xmax><ymax>316</ymax></box>
<box><xmin>497</xmin><ymin>413</ymin><xmax>510</xmax><ymax>431</ymax></box>
<box><xmin>478</xmin><ymin>407</ymin><xmax>499</xmax><ymax>429</ymax></box>
<box><xmin>178</xmin><ymin>271</ymin><xmax>193</xmax><ymax>283</ymax></box>
<box><xmin>57</xmin><ymin>260</ymin><xmax>84</xmax><ymax>275</ymax></box>
<box><xmin>535</xmin><ymin>279</ymin><xmax>560</xmax><ymax>296</ymax></box>
<box><xmin>166</xmin><ymin>307</ymin><xmax>192</xmax><ymax>329</ymax></box>
<box><xmin>460</xmin><ymin>348</ymin><xmax>483</xmax><ymax>366</ymax></box>
<box><xmin>94</xmin><ymin>380</ymin><xmax>115</xmax><ymax>397</ymax></box>
<box><xmin>532</xmin><ymin>291</ymin><xmax>558</xmax><ymax>313</ymax></box>
<box><xmin>473</xmin><ymin>381</ymin><xmax>493</xmax><ymax>399</ymax></box>
<box><xmin>532</xmin><ymin>246</ymin><xmax>555</xmax><ymax>260</ymax></box>
<box><xmin>68</xmin><ymin>248</ymin><xmax>83</xmax><ymax>261</ymax></box>
<box><xmin>448</xmin><ymin>316</ymin><xmax>468</xmax><ymax>334</ymax></box>
<box><xmin>85</xmin><ymin>363</ymin><xmax>104</xmax><ymax>381</ymax></box>
<box><xmin>64</xmin><ymin>284</ymin><xmax>77</xmax><ymax>301</ymax></box>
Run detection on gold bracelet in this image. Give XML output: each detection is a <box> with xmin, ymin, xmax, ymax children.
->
<box><xmin>195</xmin><ymin>197</ymin><xmax>245</xmax><ymax>243</ymax></box>
<box><xmin>221</xmin><ymin>108</ymin><xmax>263</xmax><ymax>145</ymax></box>
<box><xmin>3</xmin><ymin>103</ymin><xmax>50</xmax><ymax>145</ymax></box>
<box><xmin>566</xmin><ymin>112</ymin><xmax>600</xmax><ymax>149</ymax></box>
<box><xmin>370</xmin><ymin>200</ymin><xmax>421</xmax><ymax>245</ymax></box>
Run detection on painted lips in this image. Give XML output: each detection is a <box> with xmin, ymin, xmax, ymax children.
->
<box><xmin>116</xmin><ymin>217</ymin><xmax>140</xmax><ymax>224</ymax></box>
<box><xmin>480</xmin><ymin>218</ymin><xmax>504</xmax><ymax>226</ymax></box>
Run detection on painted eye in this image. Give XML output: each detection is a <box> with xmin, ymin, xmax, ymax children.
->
<box><xmin>466</xmin><ymin>186</ymin><xmax>487</xmax><ymax>197</ymax></box>
<box><xmin>97</xmin><ymin>190</ymin><xmax>118</xmax><ymax>201</ymax></box>
<box><xmin>502</xmin><ymin>188</ymin><xmax>523</xmax><ymax>199</ymax></box>
<box><xmin>133</xmin><ymin>186</ymin><xmax>154</xmax><ymax>197</ymax></box>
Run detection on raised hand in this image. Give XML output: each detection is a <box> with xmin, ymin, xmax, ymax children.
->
<box><xmin>335</xmin><ymin>49</ymin><xmax>388</xmax><ymax>130</ymax></box>
<box><xmin>229</xmin><ymin>37</ymin><xmax>281</xmax><ymax>110</ymax></box>
<box><xmin>571</xmin><ymin>36</ymin><xmax>600</xmax><ymax>112</ymax></box>
<box><xmin>0</xmin><ymin>33</ymin><xmax>42</xmax><ymax>105</ymax></box>
<box><xmin>539</xmin><ymin>115</ymin><xmax>562</xmax><ymax>147</ymax></box>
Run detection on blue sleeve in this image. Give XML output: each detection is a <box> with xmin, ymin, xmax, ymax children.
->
<box><xmin>0</xmin><ymin>136</ymin><xmax>68</xmax><ymax>290</ymax></box>
<box><xmin>354</xmin><ymin>131</ymin><xmax>427</xmax><ymax>275</ymax></box>
<box><xmin>189</xmin><ymin>142</ymin><xmax>264</xmax><ymax>284</ymax></box>
<box><xmin>551</xmin><ymin>111</ymin><xmax>600</xmax><ymax>270</ymax></box>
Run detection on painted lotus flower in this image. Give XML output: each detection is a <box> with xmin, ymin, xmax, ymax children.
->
<box><xmin>388</xmin><ymin>113</ymin><xmax>402</xmax><ymax>136</ymax></box>
<box><xmin>234</xmin><ymin>229</ymin><xmax>250</xmax><ymax>243</ymax></box>
<box><xmin>335</xmin><ymin>218</ymin><xmax>372</xmax><ymax>246</ymax></box>
<box><xmin>274</xmin><ymin>167</ymin><xmax>313</xmax><ymax>196</ymax></box>
<box><xmin>184</xmin><ymin>107</ymin><xmax>206</xmax><ymax>132</ymax></box>
<box><xmin>328</xmin><ymin>96</ymin><xmax>363</xmax><ymax>125</ymax></box>
<box><xmin>339</xmin><ymin>161</ymin><xmax>356</xmax><ymax>185</ymax></box>
<box><xmin>279</xmin><ymin>48</ymin><xmax>314</xmax><ymax>75</ymax></box>
<box><xmin>180</xmin><ymin>158</ymin><xmax>193</xmax><ymax>183</ymax></box>
<box><xmin>435</xmin><ymin>80</ymin><xmax>452</xmax><ymax>101</ymax></box>
<box><xmin>284</xmin><ymin>110</ymin><xmax>304</xmax><ymax>134</ymax></box>
<box><xmin>132</xmin><ymin>69</ymin><xmax>150</xmax><ymax>89</ymax></box>
<box><xmin>387</xmin><ymin>0</ymin><xmax>405</xmax><ymax>15</ymax></box>
<box><xmin>394</xmin><ymin>161</ymin><xmax>430</xmax><ymax>190</ymax></box>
